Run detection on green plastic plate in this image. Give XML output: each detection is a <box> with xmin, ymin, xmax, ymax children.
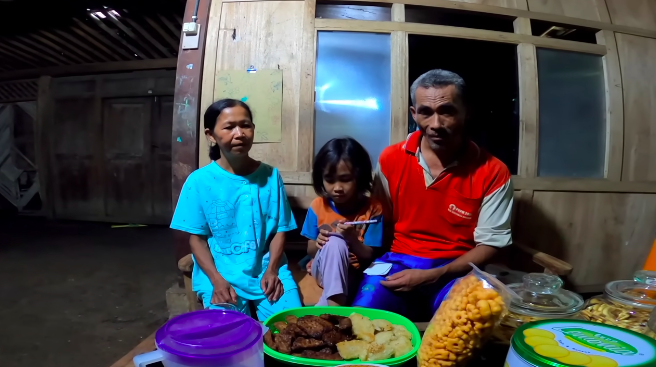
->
<box><xmin>263</xmin><ymin>306</ymin><xmax>421</xmax><ymax>367</ymax></box>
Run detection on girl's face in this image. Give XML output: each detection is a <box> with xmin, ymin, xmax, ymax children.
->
<box><xmin>205</xmin><ymin>106</ymin><xmax>254</xmax><ymax>157</ymax></box>
<box><xmin>323</xmin><ymin>160</ymin><xmax>357</xmax><ymax>204</ymax></box>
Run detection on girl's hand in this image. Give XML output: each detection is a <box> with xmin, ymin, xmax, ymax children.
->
<box><xmin>316</xmin><ymin>229</ymin><xmax>331</xmax><ymax>249</ymax></box>
<box><xmin>261</xmin><ymin>270</ymin><xmax>284</xmax><ymax>302</ymax></box>
<box><xmin>211</xmin><ymin>277</ymin><xmax>238</xmax><ymax>305</ymax></box>
<box><xmin>336</xmin><ymin>221</ymin><xmax>358</xmax><ymax>243</ymax></box>
<box><xmin>306</xmin><ymin>259</ymin><xmax>314</xmax><ymax>273</ymax></box>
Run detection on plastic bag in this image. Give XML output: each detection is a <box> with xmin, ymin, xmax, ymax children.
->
<box><xmin>418</xmin><ymin>264</ymin><xmax>516</xmax><ymax>367</ymax></box>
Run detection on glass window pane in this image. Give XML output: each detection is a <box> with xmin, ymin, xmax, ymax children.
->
<box><xmin>537</xmin><ymin>48</ymin><xmax>606</xmax><ymax>178</ymax></box>
<box><xmin>314</xmin><ymin>31</ymin><xmax>391</xmax><ymax>164</ymax></box>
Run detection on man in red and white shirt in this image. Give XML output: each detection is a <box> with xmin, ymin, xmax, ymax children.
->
<box><xmin>352</xmin><ymin>69</ymin><xmax>513</xmax><ymax>317</ymax></box>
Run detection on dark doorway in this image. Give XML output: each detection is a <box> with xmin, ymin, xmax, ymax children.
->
<box><xmin>408</xmin><ymin>35</ymin><xmax>519</xmax><ymax>174</ymax></box>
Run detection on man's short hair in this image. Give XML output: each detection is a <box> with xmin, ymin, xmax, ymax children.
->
<box><xmin>410</xmin><ymin>69</ymin><xmax>466</xmax><ymax>106</ymax></box>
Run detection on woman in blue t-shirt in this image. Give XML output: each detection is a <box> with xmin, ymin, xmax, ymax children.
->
<box><xmin>170</xmin><ymin>99</ymin><xmax>301</xmax><ymax>319</ymax></box>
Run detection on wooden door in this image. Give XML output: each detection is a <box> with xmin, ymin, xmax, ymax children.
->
<box><xmin>151</xmin><ymin>96</ymin><xmax>173</xmax><ymax>220</ymax></box>
<box><xmin>51</xmin><ymin>98</ymin><xmax>104</xmax><ymax>218</ymax></box>
<box><xmin>102</xmin><ymin>97</ymin><xmax>153</xmax><ymax>221</ymax></box>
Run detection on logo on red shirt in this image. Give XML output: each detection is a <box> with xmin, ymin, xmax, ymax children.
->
<box><xmin>448</xmin><ymin>204</ymin><xmax>473</xmax><ymax>220</ymax></box>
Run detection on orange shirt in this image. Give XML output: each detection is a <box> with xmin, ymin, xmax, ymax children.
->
<box><xmin>301</xmin><ymin>197</ymin><xmax>384</xmax><ymax>268</ymax></box>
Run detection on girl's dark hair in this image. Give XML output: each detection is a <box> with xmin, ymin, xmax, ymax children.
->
<box><xmin>204</xmin><ymin>98</ymin><xmax>254</xmax><ymax>160</ymax></box>
<box><xmin>312</xmin><ymin>137</ymin><xmax>373</xmax><ymax>198</ymax></box>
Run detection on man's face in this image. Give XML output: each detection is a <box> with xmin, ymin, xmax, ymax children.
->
<box><xmin>410</xmin><ymin>85</ymin><xmax>465</xmax><ymax>151</ymax></box>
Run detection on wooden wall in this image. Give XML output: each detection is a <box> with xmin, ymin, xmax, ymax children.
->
<box><xmin>40</xmin><ymin>70</ymin><xmax>176</xmax><ymax>224</ymax></box>
<box><xmin>199</xmin><ymin>0</ymin><xmax>656</xmax><ymax>291</ymax></box>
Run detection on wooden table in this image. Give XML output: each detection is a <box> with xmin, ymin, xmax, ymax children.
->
<box><xmin>109</xmin><ymin>322</ymin><xmax>509</xmax><ymax>367</ymax></box>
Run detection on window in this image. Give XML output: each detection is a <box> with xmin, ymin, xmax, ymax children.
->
<box><xmin>408</xmin><ymin>35</ymin><xmax>519</xmax><ymax>174</ymax></box>
<box><xmin>314</xmin><ymin>31</ymin><xmax>391</xmax><ymax>164</ymax></box>
<box><xmin>405</xmin><ymin>6</ymin><xmax>514</xmax><ymax>32</ymax></box>
<box><xmin>316</xmin><ymin>1</ymin><xmax>391</xmax><ymax>21</ymax></box>
<box><xmin>536</xmin><ymin>48</ymin><xmax>605</xmax><ymax>178</ymax></box>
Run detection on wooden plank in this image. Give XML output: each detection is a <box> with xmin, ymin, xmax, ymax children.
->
<box><xmin>6</xmin><ymin>39</ymin><xmax>62</xmax><ymax>65</ymax></box>
<box><xmin>595</xmin><ymin>30</ymin><xmax>623</xmax><ymax>181</ymax></box>
<box><xmin>526</xmin><ymin>0</ymin><xmax>610</xmax><ymax>22</ymax></box>
<box><xmin>36</xmin><ymin>76</ymin><xmax>53</xmax><ymax>217</ymax></box>
<box><xmin>516</xmin><ymin>191</ymin><xmax>656</xmax><ymax>291</ymax></box>
<box><xmin>108</xmin><ymin>14</ymin><xmax>161</xmax><ymax>59</ymax></box>
<box><xmin>89</xmin><ymin>16</ymin><xmax>150</xmax><ymax>59</ymax></box>
<box><xmin>145</xmin><ymin>17</ymin><xmax>180</xmax><ymax>50</ymax></box>
<box><xmin>0</xmin><ymin>43</ymin><xmax>43</xmax><ymax>68</ymax></box>
<box><xmin>615</xmin><ymin>33</ymin><xmax>656</xmax><ymax>182</ymax></box>
<box><xmin>158</xmin><ymin>14</ymin><xmax>182</xmax><ymax>39</ymax></box>
<box><xmin>27</xmin><ymin>34</ymin><xmax>86</xmax><ymax>64</ymax></box>
<box><xmin>516</xmin><ymin>43</ymin><xmax>538</xmax><ymax>178</ymax></box>
<box><xmin>314</xmin><ymin>19</ymin><xmax>608</xmax><ymax>55</ymax></box>
<box><xmin>46</xmin><ymin>30</ymin><xmax>111</xmax><ymax>62</ymax></box>
<box><xmin>449</xmin><ymin>0</ymin><xmax>527</xmax><ymax>10</ymax></box>
<box><xmin>390</xmin><ymin>4</ymin><xmax>408</xmax><ymax>145</ymax></box>
<box><xmin>198</xmin><ymin>0</ymin><xmax>224</xmax><ymax>167</ymax></box>
<box><xmin>36</xmin><ymin>32</ymin><xmax>97</xmax><ymax>63</ymax></box>
<box><xmin>513</xmin><ymin>17</ymin><xmax>531</xmax><ymax>34</ymax></box>
<box><xmin>72</xmin><ymin>19</ymin><xmax>135</xmax><ymax>59</ymax></box>
<box><xmin>124</xmin><ymin>17</ymin><xmax>175</xmax><ymax>58</ymax></box>
<box><xmin>320</xmin><ymin>0</ymin><xmax>656</xmax><ymax>39</ymax></box>
<box><xmin>66</xmin><ymin>27</ymin><xmax>124</xmax><ymax>61</ymax></box>
<box><xmin>172</xmin><ymin>0</ymin><xmax>211</xmax><ymax>262</ymax></box>
<box><xmin>296</xmin><ymin>0</ymin><xmax>317</xmax><ymax>172</ymax></box>
<box><xmin>606</xmin><ymin>0</ymin><xmax>656</xmax><ymax>32</ymax></box>
<box><xmin>211</xmin><ymin>1</ymin><xmax>305</xmax><ymax>171</ymax></box>
<box><xmin>0</xmin><ymin>59</ymin><xmax>177</xmax><ymax>81</ymax></box>
<box><xmin>108</xmin><ymin>331</ymin><xmax>157</xmax><ymax>367</ymax></box>
<box><xmin>512</xmin><ymin>177</ymin><xmax>656</xmax><ymax>193</ymax></box>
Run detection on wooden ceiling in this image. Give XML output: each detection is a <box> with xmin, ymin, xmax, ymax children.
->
<box><xmin>0</xmin><ymin>0</ymin><xmax>184</xmax><ymax>73</ymax></box>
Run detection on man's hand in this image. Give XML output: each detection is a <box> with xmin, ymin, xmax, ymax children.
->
<box><xmin>316</xmin><ymin>229</ymin><xmax>331</xmax><ymax>249</ymax></box>
<box><xmin>336</xmin><ymin>221</ymin><xmax>358</xmax><ymax>244</ymax></box>
<box><xmin>211</xmin><ymin>277</ymin><xmax>238</xmax><ymax>305</ymax></box>
<box><xmin>261</xmin><ymin>270</ymin><xmax>284</xmax><ymax>302</ymax></box>
<box><xmin>380</xmin><ymin>268</ymin><xmax>444</xmax><ymax>292</ymax></box>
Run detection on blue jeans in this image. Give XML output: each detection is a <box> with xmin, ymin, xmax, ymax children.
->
<box><xmin>352</xmin><ymin>252</ymin><xmax>458</xmax><ymax>319</ymax></box>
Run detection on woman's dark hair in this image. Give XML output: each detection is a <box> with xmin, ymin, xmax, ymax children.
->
<box><xmin>204</xmin><ymin>98</ymin><xmax>254</xmax><ymax>160</ymax></box>
<box><xmin>312</xmin><ymin>137</ymin><xmax>373</xmax><ymax>198</ymax></box>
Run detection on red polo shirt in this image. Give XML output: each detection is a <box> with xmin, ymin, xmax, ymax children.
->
<box><xmin>375</xmin><ymin>131</ymin><xmax>513</xmax><ymax>259</ymax></box>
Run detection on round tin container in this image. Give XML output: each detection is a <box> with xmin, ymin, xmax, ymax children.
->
<box><xmin>506</xmin><ymin>319</ymin><xmax>656</xmax><ymax>367</ymax></box>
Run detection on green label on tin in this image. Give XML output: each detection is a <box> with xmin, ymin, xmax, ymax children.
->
<box><xmin>560</xmin><ymin>328</ymin><xmax>638</xmax><ymax>356</ymax></box>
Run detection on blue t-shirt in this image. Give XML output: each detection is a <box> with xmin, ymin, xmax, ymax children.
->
<box><xmin>170</xmin><ymin>162</ymin><xmax>297</xmax><ymax>300</ymax></box>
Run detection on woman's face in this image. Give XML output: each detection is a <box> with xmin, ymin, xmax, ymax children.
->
<box><xmin>206</xmin><ymin>106</ymin><xmax>254</xmax><ymax>157</ymax></box>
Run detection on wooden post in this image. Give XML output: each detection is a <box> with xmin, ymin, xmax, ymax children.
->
<box><xmin>36</xmin><ymin>76</ymin><xmax>53</xmax><ymax>218</ymax></box>
<box><xmin>172</xmin><ymin>0</ymin><xmax>212</xmax><ymax>261</ymax></box>
<box><xmin>391</xmin><ymin>4</ymin><xmax>409</xmax><ymax>144</ymax></box>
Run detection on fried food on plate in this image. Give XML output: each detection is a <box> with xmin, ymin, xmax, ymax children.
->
<box><xmin>285</xmin><ymin>315</ymin><xmax>298</xmax><ymax>324</ymax></box>
<box><xmin>292</xmin><ymin>337</ymin><xmax>325</xmax><ymax>351</ymax></box>
<box><xmin>362</xmin><ymin>342</ymin><xmax>395</xmax><ymax>361</ymax></box>
<box><xmin>392</xmin><ymin>324</ymin><xmax>413</xmax><ymax>340</ymax></box>
<box><xmin>264</xmin><ymin>330</ymin><xmax>277</xmax><ymax>351</ymax></box>
<box><xmin>321</xmin><ymin>314</ymin><xmax>347</xmax><ymax>324</ymax></box>
<box><xmin>273</xmin><ymin>321</ymin><xmax>288</xmax><ymax>332</ymax></box>
<box><xmin>275</xmin><ymin>332</ymin><xmax>294</xmax><ymax>354</ymax></box>
<box><xmin>389</xmin><ymin>336</ymin><xmax>413</xmax><ymax>357</ymax></box>
<box><xmin>297</xmin><ymin>315</ymin><xmax>334</xmax><ymax>338</ymax></box>
<box><xmin>338</xmin><ymin>318</ymin><xmax>353</xmax><ymax>334</ymax></box>
<box><xmin>336</xmin><ymin>340</ymin><xmax>369</xmax><ymax>360</ymax></box>
<box><xmin>374</xmin><ymin>331</ymin><xmax>395</xmax><ymax>345</ymax></box>
<box><xmin>322</xmin><ymin>329</ymin><xmax>348</xmax><ymax>347</ymax></box>
<box><xmin>349</xmin><ymin>313</ymin><xmax>375</xmax><ymax>342</ymax></box>
<box><xmin>300</xmin><ymin>349</ymin><xmax>343</xmax><ymax>361</ymax></box>
<box><xmin>372</xmin><ymin>319</ymin><xmax>393</xmax><ymax>332</ymax></box>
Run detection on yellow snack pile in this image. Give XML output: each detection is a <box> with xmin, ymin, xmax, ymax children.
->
<box><xmin>522</xmin><ymin>329</ymin><xmax>619</xmax><ymax>367</ymax></box>
<box><xmin>418</xmin><ymin>274</ymin><xmax>506</xmax><ymax>367</ymax></box>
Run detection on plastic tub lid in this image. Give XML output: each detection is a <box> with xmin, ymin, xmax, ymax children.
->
<box><xmin>156</xmin><ymin>309</ymin><xmax>262</xmax><ymax>359</ymax></box>
<box><xmin>508</xmin><ymin>273</ymin><xmax>584</xmax><ymax>317</ymax></box>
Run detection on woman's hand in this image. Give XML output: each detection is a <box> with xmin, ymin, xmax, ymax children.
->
<box><xmin>211</xmin><ymin>277</ymin><xmax>238</xmax><ymax>305</ymax></box>
<box><xmin>261</xmin><ymin>270</ymin><xmax>284</xmax><ymax>302</ymax></box>
<box><xmin>316</xmin><ymin>229</ymin><xmax>331</xmax><ymax>249</ymax></box>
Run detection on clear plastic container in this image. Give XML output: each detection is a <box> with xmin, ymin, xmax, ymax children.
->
<box><xmin>494</xmin><ymin>273</ymin><xmax>585</xmax><ymax>343</ymax></box>
<box><xmin>580</xmin><ymin>277</ymin><xmax>656</xmax><ymax>335</ymax></box>
<box><xmin>648</xmin><ymin>307</ymin><xmax>656</xmax><ymax>340</ymax></box>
